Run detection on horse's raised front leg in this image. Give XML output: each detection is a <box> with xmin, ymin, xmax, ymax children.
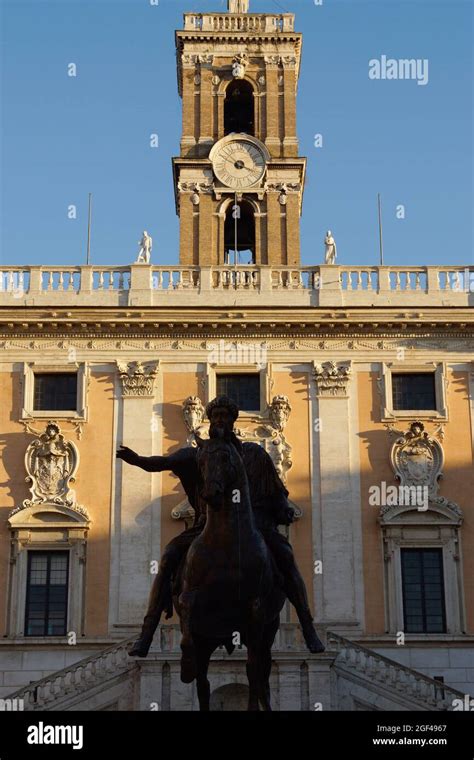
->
<box><xmin>178</xmin><ymin>589</ymin><xmax>197</xmax><ymax>684</ymax></box>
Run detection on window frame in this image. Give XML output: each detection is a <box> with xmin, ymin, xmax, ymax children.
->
<box><xmin>380</xmin><ymin>503</ymin><xmax>465</xmax><ymax>637</ymax></box>
<box><xmin>205</xmin><ymin>361</ymin><xmax>271</xmax><ymax>418</ymax></box>
<box><xmin>24</xmin><ymin>550</ymin><xmax>70</xmax><ymax>637</ymax></box>
<box><xmin>216</xmin><ymin>372</ymin><xmax>261</xmax><ymax>413</ymax></box>
<box><xmin>379</xmin><ymin>362</ymin><xmax>447</xmax><ymax>421</ymax></box>
<box><xmin>400</xmin><ymin>547</ymin><xmax>447</xmax><ymax>634</ymax></box>
<box><xmin>33</xmin><ymin>373</ymin><xmax>78</xmax><ymax>413</ymax></box>
<box><xmin>7</xmin><ymin>505</ymin><xmax>89</xmax><ymax>640</ymax></box>
<box><xmin>391</xmin><ymin>372</ymin><xmax>436</xmax><ymax>413</ymax></box>
<box><xmin>21</xmin><ymin>362</ymin><xmax>89</xmax><ymax>421</ymax></box>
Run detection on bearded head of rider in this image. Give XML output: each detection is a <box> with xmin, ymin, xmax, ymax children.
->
<box><xmin>206</xmin><ymin>396</ymin><xmax>239</xmax><ymax>440</ymax></box>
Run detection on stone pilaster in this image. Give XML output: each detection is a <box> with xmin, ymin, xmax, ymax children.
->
<box><xmin>114</xmin><ymin>361</ymin><xmax>160</xmax><ymax>626</ymax></box>
<box><xmin>311</xmin><ymin>361</ymin><xmax>364</xmax><ymax>631</ymax></box>
<box><xmin>282</xmin><ymin>59</ymin><xmax>298</xmax><ymax>157</ymax></box>
<box><xmin>264</xmin><ymin>60</ymin><xmax>280</xmax><ymax>156</ymax></box>
<box><xmin>266</xmin><ymin>192</ymin><xmax>283</xmax><ymax>265</ymax></box>
<box><xmin>285</xmin><ymin>192</ymin><xmax>301</xmax><ymax>266</ymax></box>
<box><xmin>198</xmin><ymin>193</ymin><xmax>214</xmax><ymax>265</ymax></box>
<box><xmin>198</xmin><ymin>64</ymin><xmax>213</xmax><ymax>155</ymax></box>
<box><xmin>180</xmin><ymin>61</ymin><xmax>196</xmax><ymax>155</ymax></box>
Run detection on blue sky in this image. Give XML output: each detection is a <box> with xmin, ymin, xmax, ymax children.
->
<box><xmin>1</xmin><ymin>0</ymin><xmax>472</xmax><ymax>268</ymax></box>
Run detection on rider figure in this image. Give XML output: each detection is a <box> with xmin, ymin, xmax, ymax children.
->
<box><xmin>117</xmin><ymin>395</ymin><xmax>325</xmax><ymax>656</ymax></box>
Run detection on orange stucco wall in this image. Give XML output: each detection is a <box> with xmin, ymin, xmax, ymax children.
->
<box><xmin>0</xmin><ymin>370</ymin><xmax>114</xmax><ymax>636</ymax></box>
<box><xmin>358</xmin><ymin>369</ymin><xmax>474</xmax><ymax>634</ymax></box>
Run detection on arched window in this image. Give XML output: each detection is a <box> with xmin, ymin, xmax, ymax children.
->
<box><xmin>224</xmin><ymin>80</ymin><xmax>254</xmax><ymax>135</ymax></box>
<box><xmin>224</xmin><ymin>200</ymin><xmax>255</xmax><ymax>264</ymax></box>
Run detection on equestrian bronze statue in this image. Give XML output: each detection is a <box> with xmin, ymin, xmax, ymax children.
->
<box><xmin>116</xmin><ymin>396</ymin><xmax>325</xmax><ymax>709</ymax></box>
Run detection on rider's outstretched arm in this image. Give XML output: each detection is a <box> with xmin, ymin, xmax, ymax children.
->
<box><xmin>116</xmin><ymin>445</ymin><xmax>195</xmax><ymax>474</ymax></box>
<box><xmin>116</xmin><ymin>446</ymin><xmax>173</xmax><ymax>472</ymax></box>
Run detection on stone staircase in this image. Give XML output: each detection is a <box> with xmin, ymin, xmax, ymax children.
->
<box><xmin>5</xmin><ymin>629</ymin><xmax>467</xmax><ymax>711</ymax></box>
<box><xmin>6</xmin><ymin>637</ymin><xmax>138</xmax><ymax>711</ymax></box>
<box><xmin>328</xmin><ymin>632</ymin><xmax>466</xmax><ymax>711</ymax></box>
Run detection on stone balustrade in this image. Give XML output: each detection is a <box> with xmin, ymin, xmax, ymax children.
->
<box><xmin>0</xmin><ymin>265</ymin><xmax>472</xmax><ymax>308</ymax></box>
<box><xmin>6</xmin><ymin>627</ymin><xmax>468</xmax><ymax>711</ymax></box>
<box><xmin>183</xmin><ymin>13</ymin><xmax>294</xmax><ymax>33</ymax></box>
<box><xmin>5</xmin><ymin>625</ymin><xmax>305</xmax><ymax>710</ymax></box>
<box><xmin>7</xmin><ymin>637</ymin><xmax>136</xmax><ymax>710</ymax></box>
<box><xmin>328</xmin><ymin>632</ymin><xmax>466</xmax><ymax>711</ymax></box>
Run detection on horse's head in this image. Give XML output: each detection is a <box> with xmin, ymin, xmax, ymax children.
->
<box><xmin>195</xmin><ymin>430</ymin><xmax>243</xmax><ymax>511</ymax></box>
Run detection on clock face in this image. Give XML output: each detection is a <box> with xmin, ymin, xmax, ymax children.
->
<box><xmin>212</xmin><ymin>139</ymin><xmax>266</xmax><ymax>189</ymax></box>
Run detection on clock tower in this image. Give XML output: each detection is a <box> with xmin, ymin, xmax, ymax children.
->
<box><xmin>173</xmin><ymin>0</ymin><xmax>305</xmax><ymax>267</ymax></box>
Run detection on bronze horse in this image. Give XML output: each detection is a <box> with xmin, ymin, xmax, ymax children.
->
<box><xmin>174</xmin><ymin>431</ymin><xmax>286</xmax><ymax>711</ymax></box>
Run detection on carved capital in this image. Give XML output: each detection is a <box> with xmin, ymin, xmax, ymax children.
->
<box><xmin>312</xmin><ymin>361</ymin><xmax>351</xmax><ymax>397</ymax></box>
<box><xmin>182</xmin><ymin>53</ymin><xmax>199</xmax><ymax>68</ymax></box>
<box><xmin>280</xmin><ymin>55</ymin><xmax>297</xmax><ymax>69</ymax></box>
<box><xmin>264</xmin><ymin>181</ymin><xmax>300</xmax><ymax>194</ymax></box>
<box><xmin>117</xmin><ymin>361</ymin><xmax>159</xmax><ymax>397</ymax></box>
<box><xmin>264</xmin><ymin>55</ymin><xmax>280</xmax><ymax>67</ymax></box>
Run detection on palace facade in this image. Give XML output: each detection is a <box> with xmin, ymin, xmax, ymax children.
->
<box><xmin>0</xmin><ymin>1</ymin><xmax>473</xmax><ymax>711</ymax></box>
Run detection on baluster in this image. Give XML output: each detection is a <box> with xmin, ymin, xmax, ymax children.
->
<box><xmin>376</xmin><ymin>661</ymin><xmax>385</xmax><ymax>681</ymax></box>
<box><xmin>167</xmin><ymin>270</ymin><xmax>174</xmax><ymax>290</ymax></box>
<box><xmin>108</xmin><ymin>271</ymin><xmax>114</xmax><ymax>290</ymax></box>
<box><xmin>118</xmin><ymin>271</ymin><xmax>124</xmax><ymax>289</ymax></box>
<box><xmin>97</xmin><ymin>270</ymin><xmax>104</xmax><ymax>289</ymax></box>
<box><xmin>37</xmin><ymin>684</ymin><xmax>47</xmax><ymax>704</ymax></box>
<box><xmin>414</xmin><ymin>271</ymin><xmax>421</xmax><ymax>290</ymax></box>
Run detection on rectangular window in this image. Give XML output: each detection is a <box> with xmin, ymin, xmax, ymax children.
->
<box><xmin>33</xmin><ymin>374</ymin><xmax>77</xmax><ymax>411</ymax></box>
<box><xmin>25</xmin><ymin>552</ymin><xmax>69</xmax><ymax>636</ymax></box>
<box><xmin>392</xmin><ymin>373</ymin><xmax>436</xmax><ymax>411</ymax></box>
<box><xmin>401</xmin><ymin>548</ymin><xmax>446</xmax><ymax>633</ymax></box>
<box><xmin>216</xmin><ymin>373</ymin><xmax>260</xmax><ymax>412</ymax></box>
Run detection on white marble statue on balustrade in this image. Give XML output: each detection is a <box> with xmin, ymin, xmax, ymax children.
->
<box><xmin>135</xmin><ymin>231</ymin><xmax>152</xmax><ymax>264</ymax></box>
<box><xmin>324</xmin><ymin>230</ymin><xmax>337</xmax><ymax>265</ymax></box>
<box><xmin>228</xmin><ymin>0</ymin><xmax>249</xmax><ymax>13</ymax></box>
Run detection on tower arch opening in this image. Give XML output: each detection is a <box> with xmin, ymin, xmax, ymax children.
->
<box><xmin>224</xmin><ymin>80</ymin><xmax>254</xmax><ymax>135</ymax></box>
<box><xmin>224</xmin><ymin>199</ymin><xmax>256</xmax><ymax>264</ymax></box>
